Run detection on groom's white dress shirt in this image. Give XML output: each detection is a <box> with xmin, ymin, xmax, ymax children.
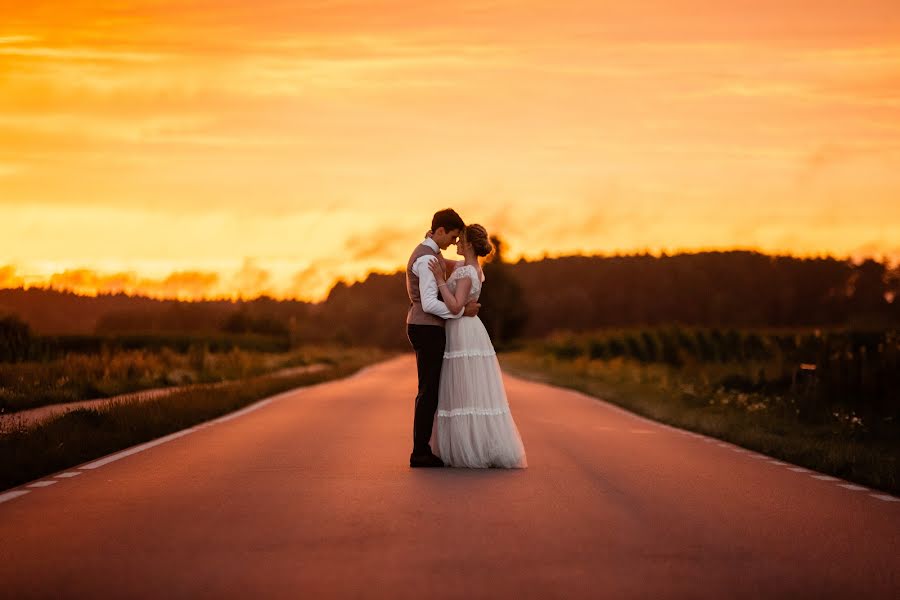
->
<box><xmin>413</xmin><ymin>238</ymin><xmax>465</xmax><ymax>320</ymax></box>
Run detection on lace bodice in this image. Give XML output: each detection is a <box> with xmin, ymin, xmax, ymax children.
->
<box><xmin>446</xmin><ymin>264</ymin><xmax>483</xmax><ymax>303</ymax></box>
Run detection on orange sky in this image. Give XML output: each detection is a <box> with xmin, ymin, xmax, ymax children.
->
<box><xmin>2</xmin><ymin>1</ymin><xmax>899</xmax><ymax>300</ymax></box>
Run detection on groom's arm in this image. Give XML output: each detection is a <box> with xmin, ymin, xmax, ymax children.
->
<box><xmin>413</xmin><ymin>256</ymin><xmax>465</xmax><ymax>319</ymax></box>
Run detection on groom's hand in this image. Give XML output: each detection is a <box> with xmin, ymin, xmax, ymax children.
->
<box><xmin>464</xmin><ymin>301</ymin><xmax>481</xmax><ymax>317</ymax></box>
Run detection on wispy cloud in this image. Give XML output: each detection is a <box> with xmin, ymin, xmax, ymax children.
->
<box><xmin>0</xmin><ymin>162</ymin><xmax>23</xmax><ymax>177</ymax></box>
<box><xmin>0</xmin><ymin>35</ymin><xmax>39</xmax><ymax>45</ymax></box>
<box><xmin>230</xmin><ymin>259</ymin><xmax>273</xmax><ymax>297</ymax></box>
<box><xmin>0</xmin><ymin>46</ymin><xmax>166</xmax><ymax>62</ymax></box>
<box><xmin>0</xmin><ymin>265</ymin><xmax>25</xmax><ymax>288</ymax></box>
<box><xmin>0</xmin><ymin>0</ymin><xmax>898</xmax><ymax>298</ymax></box>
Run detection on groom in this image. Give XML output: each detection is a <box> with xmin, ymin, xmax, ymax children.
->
<box><xmin>406</xmin><ymin>208</ymin><xmax>480</xmax><ymax>468</ymax></box>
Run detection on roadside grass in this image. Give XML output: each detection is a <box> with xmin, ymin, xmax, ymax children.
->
<box><xmin>500</xmin><ymin>351</ymin><xmax>900</xmax><ymax>496</ymax></box>
<box><xmin>0</xmin><ymin>345</ymin><xmax>352</xmax><ymax>414</ymax></box>
<box><xmin>0</xmin><ymin>347</ymin><xmax>390</xmax><ymax>492</ymax></box>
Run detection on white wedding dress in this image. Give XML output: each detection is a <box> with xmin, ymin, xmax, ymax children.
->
<box><xmin>430</xmin><ymin>264</ymin><xmax>527</xmax><ymax>468</ymax></box>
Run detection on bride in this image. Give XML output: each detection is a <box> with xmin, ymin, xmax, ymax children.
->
<box><xmin>427</xmin><ymin>224</ymin><xmax>527</xmax><ymax>469</ymax></box>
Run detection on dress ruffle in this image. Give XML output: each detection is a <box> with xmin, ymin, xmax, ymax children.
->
<box><xmin>431</xmin><ymin>315</ymin><xmax>527</xmax><ymax>469</ymax></box>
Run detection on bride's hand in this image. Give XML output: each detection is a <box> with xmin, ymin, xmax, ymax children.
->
<box><xmin>427</xmin><ymin>257</ymin><xmax>445</xmax><ymax>283</ymax></box>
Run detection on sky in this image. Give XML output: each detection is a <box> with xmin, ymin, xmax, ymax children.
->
<box><xmin>1</xmin><ymin>1</ymin><xmax>899</xmax><ymax>301</ymax></box>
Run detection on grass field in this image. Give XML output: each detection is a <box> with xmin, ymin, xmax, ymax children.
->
<box><xmin>0</xmin><ymin>346</ymin><xmax>390</xmax><ymax>492</ymax></box>
<box><xmin>0</xmin><ymin>343</ymin><xmax>350</xmax><ymax>414</ymax></box>
<box><xmin>500</xmin><ymin>327</ymin><xmax>899</xmax><ymax>495</ymax></box>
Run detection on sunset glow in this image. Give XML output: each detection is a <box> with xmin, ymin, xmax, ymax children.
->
<box><xmin>2</xmin><ymin>1</ymin><xmax>899</xmax><ymax>300</ymax></box>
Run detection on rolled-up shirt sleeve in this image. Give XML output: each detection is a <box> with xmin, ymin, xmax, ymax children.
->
<box><xmin>414</xmin><ymin>256</ymin><xmax>465</xmax><ymax>319</ymax></box>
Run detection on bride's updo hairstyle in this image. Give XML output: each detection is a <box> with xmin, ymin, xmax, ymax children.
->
<box><xmin>466</xmin><ymin>224</ymin><xmax>493</xmax><ymax>257</ymax></box>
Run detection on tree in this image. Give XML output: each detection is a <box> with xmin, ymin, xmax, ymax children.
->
<box><xmin>479</xmin><ymin>236</ymin><xmax>529</xmax><ymax>346</ymax></box>
<box><xmin>848</xmin><ymin>259</ymin><xmax>890</xmax><ymax>326</ymax></box>
<box><xmin>0</xmin><ymin>313</ymin><xmax>32</xmax><ymax>362</ymax></box>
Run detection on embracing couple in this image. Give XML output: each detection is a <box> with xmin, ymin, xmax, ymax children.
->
<box><xmin>406</xmin><ymin>208</ymin><xmax>527</xmax><ymax>469</ymax></box>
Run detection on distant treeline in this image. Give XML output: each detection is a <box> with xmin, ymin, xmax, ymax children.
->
<box><xmin>0</xmin><ymin>319</ymin><xmax>291</xmax><ymax>363</ymax></box>
<box><xmin>515</xmin><ymin>252</ymin><xmax>898</xmax><ymax>335</ymax></box>
<box><xmin>1</xmin><ymin>250</ymin><xmax>898</xmax><ymax>353</ymax></box>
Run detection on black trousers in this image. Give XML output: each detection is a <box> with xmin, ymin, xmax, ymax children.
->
<box><xmin>407</xmin><ymin>323</ymin><xmax>446</xmax><ymax>456</ymax></box>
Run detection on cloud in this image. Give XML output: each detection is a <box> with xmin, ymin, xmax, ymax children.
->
<box><xmin>291</xmin><ymin>266</ymin><xmax>365</xmax><ymax>301</ymax></box>
<box><xmin>147</xmin><ymin>271</ymin><xmax>221</xmax><ymax>299</ymax></box>
<box><xmin>849</xmin><ymin>241</ymin><xmax>900</xmax><ymax>264</ymax></box>
<box><xmin>0</xmin><ymin>265</ymin><xmax>25</xmax><ymax>288</ymax></box>
<box><xmin>1</xmin><ymin>0</ymin><xmax>899</xmax><ymax>289</ymax></box>
<box><xmin>230</xmin><ymin>258</ymin><xmax>272</xmax><ymax>297</ymax></box>
<box><xmin>48</xmin><ymin>268</ymin><xmax>139</xmax><ymax>295</ymax></box>
<box><xmin>288</xmin><ymin>258</ymin><xmax>349</xmax><ymax>300</ymax></box>
<box><xmin>0</xmin><ymin>46</ymin><xmax>165</xmax><ymax>62</ymax></box>
<box><xmin>805</xmin><ymin>143</ymin><xmax>899</xmax><ymax>172</ymax></box>
<box><xmin>0</xmin><ymin>35</ymin><xmax>38</xmax><ymax>45</ymax></box>
<box><xmin>18</xmin><ymin>266</ymin><xmax>222</xmax><ymax>300</ymax></box>
<box><xmin>2</xmin><ymin>255</ymin><xmax>354</xmax><ymax>301</ymax></box>
<box><xmin>0</xmin><ymin>162</ymin><xmax>23</xmax><ymax>177</ymax></box>
<box><xmin>343</xmin><ymin>227</ymin><xmax>410</xmax><ymax>261</ymax></box>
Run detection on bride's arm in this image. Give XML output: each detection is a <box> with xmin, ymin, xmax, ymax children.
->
<box><xmin>428</xmin><ymin>259</ymin><xmax>472</xmax><ymax>315</ymax></box>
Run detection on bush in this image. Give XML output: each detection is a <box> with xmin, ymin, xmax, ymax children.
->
<box><xmin>531</xmin><ymin>326</ymin><xmax>900</xmax><ymax>437</ymax></box>
<box><xmin>0</xmin><ymin>314</ymin><xmax>32</xmax><ymax>363</ymax></box>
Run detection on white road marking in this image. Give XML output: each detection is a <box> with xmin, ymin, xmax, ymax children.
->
<box><xmin>586</xmin><ymin>394</ymin><xmax>664</xmax><ymax>428</ymax></box>
<box><xmin>55</xmin><ymin>472</ymin><xmax>82</xmax><ymax>478</ymax></box>
<box><xmin>525</xmin><ymin>374</ymin><xmax>900</xmax><ymax>506</ymax></box>
<box><xmin>26</xmin><ymin>480</ymin><xmax>58</xmax><ymax>488</ymax></box>
<box><xmin>533</xmin><ymin>379</ymin><xmax>900</xmax><ymax>505</ymax></box>
<box><xmin>80</xmin><ymin>428</ymin><xmax>197</xmax><ymax>469</ymax></box>
<box><xmin>838</xmin><ymin>484</ymin><xmax>868</xmax><ymax>491</ymax></box>
<box><xmin>78</xmin><ymin>386</ymin><xmax>308</xmax><ymax>470</ymax></box>
<box><xmin>211</xmin><ymin>397</ymin><xmax>274</xmax><ymax>424</ymax></box>
<box><xmin>0</xmin><ymin>490</ymin><xmax>30</xmax><ymax>504</ymax></box>
<box><xmin>870</xmin><ymin>494</ymin><xmax>900</xmax><ymax>502</ymax></box>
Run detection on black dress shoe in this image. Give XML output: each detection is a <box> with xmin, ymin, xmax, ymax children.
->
<box><xmin>410</xmin><ymin>452</ymin><xmax>445</xmax><ymax>468</ymax></box>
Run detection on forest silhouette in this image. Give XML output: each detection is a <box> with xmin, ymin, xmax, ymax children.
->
<box><xmin>2</xmin><ymin>245</ymin><xmax>898</xmax><ymax>351</ymax></box>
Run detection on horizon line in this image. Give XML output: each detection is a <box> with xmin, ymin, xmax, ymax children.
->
<box><xmin>2</xmin><ymin>247</ymin><xmax>895</xmax><ymax>305</ymax></box>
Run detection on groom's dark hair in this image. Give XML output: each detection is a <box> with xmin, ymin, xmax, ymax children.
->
<box><xmin>431</xmin><ymin>208</ymin><xmax>465</xmax><ymax>233</ymax></box>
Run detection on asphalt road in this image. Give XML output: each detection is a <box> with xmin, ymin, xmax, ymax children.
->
<box><xmin>1</xmin><ymin>356</ymin><xmax>897</xmax><ymax>599</ymax></box>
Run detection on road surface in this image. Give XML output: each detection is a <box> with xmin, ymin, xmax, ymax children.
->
<box><xmin>0</xmin><ymin>356</ymin><xmax>897</xmax><ymax>599</ymax></box>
